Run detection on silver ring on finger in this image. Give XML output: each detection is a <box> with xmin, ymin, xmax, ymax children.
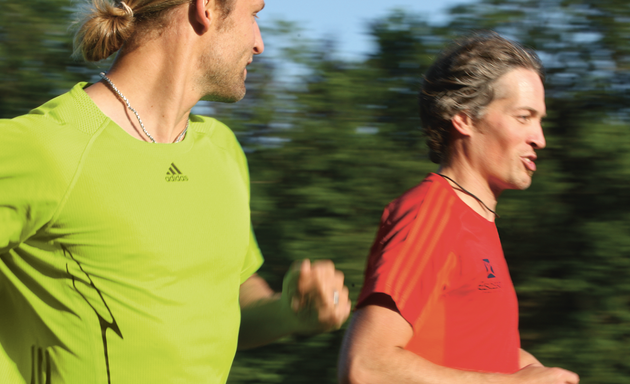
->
<box><xmin>333</xmin><ymin>290</ymin><xmax>339</xmax><ymax>306</ymax></box>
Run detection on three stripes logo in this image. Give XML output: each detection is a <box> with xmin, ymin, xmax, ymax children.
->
<box><xmin>165</xmin><ymin>163</ymin><xmax>189</xmax><ymax>182</ymax></box>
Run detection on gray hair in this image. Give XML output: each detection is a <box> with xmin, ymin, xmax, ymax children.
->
<box><xmin>419</xmin><ymin>31</ymin><xmax>544</xmax><ymax>164</ymax></box>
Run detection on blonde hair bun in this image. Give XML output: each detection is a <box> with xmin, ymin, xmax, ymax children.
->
<box><xmin>74</xmin><ymin>0</ymin><xmax>136</xmax><ymax>62</ymax></box>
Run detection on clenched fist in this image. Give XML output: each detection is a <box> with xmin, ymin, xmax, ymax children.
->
<box><xmin>281</xmin><ymin>259</ymin><xmax>351</xmax><ymax>334</ymax></box>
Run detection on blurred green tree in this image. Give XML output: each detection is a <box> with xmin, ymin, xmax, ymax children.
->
<box><xmin>0</xmin><ymin>0</ymin><xmax>91</xmax><ymax>118</ymax></box>
<box><xmin>228</xmin><ymin>2</ymin><xmax>630</xmax><ymax>383</ymax></box>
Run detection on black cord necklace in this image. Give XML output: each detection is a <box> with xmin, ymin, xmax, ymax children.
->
<box><xmin>437</xmin><ymin>173</ymin><xmax>499</xmax><ymax>218</ymax></box>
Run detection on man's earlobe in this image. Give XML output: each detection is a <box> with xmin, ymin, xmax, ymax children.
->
<box><xmin>194</xmin><ymin>0</ymin><xmax>212</xmax><ymax>34</ymax></box>
<box><xmin>452</xmin><ymin>111</ymin><xmax>474</xmax><ymax>137</ymax></box>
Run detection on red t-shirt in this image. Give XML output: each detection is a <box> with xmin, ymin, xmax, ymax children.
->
<box><xmin>358</xmin><ymin>173</ymin><xmax>520</xmax><ymax>374</ymax></box>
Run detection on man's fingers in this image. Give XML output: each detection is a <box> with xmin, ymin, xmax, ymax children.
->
<box><xmin>286</xmin><ymin>258</ymin><xmax>352</xmax><ymax>331</ymax></box>
<box><xmin>318</xmin><ymin>278</ymin><xmax>351</xmax><ymax>330</ymax></box>
<box><xmin>299</xmin><ymin>259</ymin><xmax>336</xmax><ymax>297</ymax></box>
<box><xmin>296</xmin><ymin>259</ymin><xmax>316</xmax><ymax>293</ymax></box>
<box><xmin>516</xmin><ymin>365</ymin><xmax>579</xmax><ymax>384</ymax></box>
<box><xmin>291</xmin><ymin>296</ymin><xmax>300</xmax><ymax>312</ymax></box>
<box><xmin>552</xmin><ymin>368</ymin><xmax>579</xmax><ymax>384</ymax></box>
<box><xmin>564</xmin><ymin>369</ymin><xmax>580</xmax><ymax>384</ymax></box>
<box><xmin>332</xmin><ymin>286</ymin><xmax>351</xmax><ymax>328</ymax></box>
<box><xmin>299</xmin><ymin>258</ymin><xmax>311</xmax><ymax>274</ymax></box>
<box><xmin>552</xmin><ymin>367</ymin><xmax>579</xmax><ymax>384</ymax></box>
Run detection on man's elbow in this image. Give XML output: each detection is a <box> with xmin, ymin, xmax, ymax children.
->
<box><xmin>338</xmin><ymin>356</ymin><xmax>375</xmax><ymax>384</ymax></box>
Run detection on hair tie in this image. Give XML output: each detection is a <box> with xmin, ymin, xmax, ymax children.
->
<box><xmin>118</xmin><ymin>1</ymin><xmax>134</xmax><ymax>17</ymax></box>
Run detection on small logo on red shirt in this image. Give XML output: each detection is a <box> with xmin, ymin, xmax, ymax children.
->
<box><xmin>479</xmin><ymin>259</ymin><xmax>501</xmax><ymax>290</ymax></box>
<box><xmin>483</xmin><ymin>259</ymin><xmax>496</xmax><ymax>278</ymax></box>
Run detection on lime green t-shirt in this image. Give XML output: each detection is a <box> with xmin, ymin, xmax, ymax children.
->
<box><xmin>0</xmin><ymin>83</ymin><xmax>263</xmax><ymax>384</ymax></box>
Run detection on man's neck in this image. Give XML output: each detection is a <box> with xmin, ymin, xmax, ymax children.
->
<box><xmin>84</xmin><ymin>14</ymin><xmax>204</xmax><ymax>143</ymax></box>
<box><xmin>436</xmin><ymin>163</ymin><xmax>499</xmax><ymax>222</ymax></box>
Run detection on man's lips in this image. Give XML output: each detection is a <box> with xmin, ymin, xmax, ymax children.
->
<box><xmin>244</xmin><ymin>59</ymin><xmax>253</xmax><ymax>78</ymax></box>
<box><xmin>522</xmin><ymin>156</ymin><xmax>537</xmax><ymax>172</ymax></box>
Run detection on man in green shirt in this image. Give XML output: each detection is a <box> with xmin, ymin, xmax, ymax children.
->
<box><xmin>0</xmin><ymin>0</ymin><xmax>351</xmax><ymax>383</ymax></box>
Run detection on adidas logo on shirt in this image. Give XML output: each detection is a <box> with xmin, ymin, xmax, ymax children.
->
<box><xmin>165</xmin><ymin>163</ymin><xmax>189</xmax><ymax>182</ymax></box>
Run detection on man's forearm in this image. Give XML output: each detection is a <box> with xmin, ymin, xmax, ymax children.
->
<box><xmin>238</xmin><ymin>294</ymin><xmax>301</xmax><ymax>350</ymax></box>
<box><xmin>339</xmin><ymin>308</ymin><xmax>510</xmax><ymax>384</ymax></box>
<box><xmin>237</xmin><ymin>274</ymin><xmax>301</xmax><ymax>350</ymax></box>
<box><xmin>339</xmin><ymin>306</ymin><xmax>578</xmax><ymax>384</ymax></box>
<box><xmin>340</xmin><ymin>339</ymin><xmax>510</xmax><ymax>384</ymax></box>
<box><xmin>341</xmin><ymin>345</ymin><xmax>575</xmax><ymax>384</ymax></box>
<box><xmin>237</xmin><ymin>262</ymin><xmax>350</xmax><ymax>350</ymax></box>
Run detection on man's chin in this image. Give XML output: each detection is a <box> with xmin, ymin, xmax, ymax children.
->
<box><xmin>200</xmin><ymin>84</ymin><xmax>246</xmax><ymax>103</ymax></box>
<box><xmin>514</xmin><ymin>173</ymin><xmax>533</xmax><ymax>190</ymax></box>
<box><xmin>501</xmin><ymin>173</ymin><xmax>533</xmax><ymax>192</ymax></box>
<box><xmin>200</xmin><ymin>91</ymin><xmax>245</xmax><ymax>103</ymax></box>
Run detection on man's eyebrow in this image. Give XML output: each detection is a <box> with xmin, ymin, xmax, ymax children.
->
<box><xmin>518</xmin><ymin>107</ymin><xmax>547</xmax><ymax>118</ymax></box>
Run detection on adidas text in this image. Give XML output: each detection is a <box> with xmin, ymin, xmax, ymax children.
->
<box><xmin>165</xmin><ymin>175</ymin><xmax>189</xmax><ymax>182</ymax></box>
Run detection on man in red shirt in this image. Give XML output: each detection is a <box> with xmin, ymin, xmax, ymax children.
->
<box><xmin>338</xmin><ymin>33</ymin><xmax>579</xmax><ymax>384</ymax></box>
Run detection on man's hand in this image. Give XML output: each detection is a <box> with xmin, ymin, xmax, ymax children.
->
<box><xmin>281</xmin><ymin>259</ymin><xmax>351</xmax><ymax>334</ymax></box>
<box><xmin>237</xmin><ymin>260</ymin><xmax>350</xmax><ymax>349</ymax></box>
<box><xmin>510</xmin><ymin>364</ymin><xmax>579</xmax><ymax>384</ymax></box>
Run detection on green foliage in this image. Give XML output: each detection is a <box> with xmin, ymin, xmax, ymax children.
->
<box><xmin>227</xmin><ymin>2</ymin><xmax>630</xmax><ymax>382</ymax></box>
<box><xmin>0</xmin><ymin>0</ymin><xmax>92</xmax><ymax>117</ymax></box>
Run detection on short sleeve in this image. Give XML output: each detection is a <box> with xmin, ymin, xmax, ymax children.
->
<box><xmin>0</xmin><ymin>119</ymin><xmax>66</xmax><ymax>254</ymax></box>
<box><xmin>240</xmin><ymin>227</ymin><xmax>264</xmax><ymax>284</ymax></box>
<box><xmin>212</xmin><ymin>119</ymin><xmax>265</xmax><ymax>284</ymax></box>
<box><xmin>357</xmin><ymin>178</ymin><xmax>458</xmax><ymax>327</ymax></box>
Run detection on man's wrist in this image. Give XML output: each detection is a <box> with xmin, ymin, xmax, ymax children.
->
<box><xmin>278</xmin><ymin>292</ymin><xmax>317</xmax><ymax>335</ymax></box>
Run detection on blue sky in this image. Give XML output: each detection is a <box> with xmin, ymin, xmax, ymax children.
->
<box><xmin>259</xmin><ymin>0</ymin><xmax>476</xmax><ymax>60</ymax></box>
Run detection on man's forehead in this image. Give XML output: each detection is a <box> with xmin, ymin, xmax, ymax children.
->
<box><xmin>234</xmin><ymin>0</ymin><xmax>265</xmax><ymax>9</ymax></box>
<box><xmin>494</xmin><ymin>69</ymin><xmax>545</xmax><ymax>112</ymax></box>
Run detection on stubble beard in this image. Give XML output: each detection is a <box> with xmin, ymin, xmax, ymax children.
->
<box><xmin>198</xmin><ymin>54</ymin><xmax>247</xmax><ymax>103</ymax></box>
<box><xmin>510</xmin><ymin>167</ymin><xmax>534</xmax><ymax>191</ymax></box>
<box><xmin>493</xmin><ymin>163</ymin><xmax>533</xmax><ymax>194</ymax></box>
<box><xmin>197</xmin><ymin>17</ymin><xmax>247</xmax><ymax>103</ymax></box>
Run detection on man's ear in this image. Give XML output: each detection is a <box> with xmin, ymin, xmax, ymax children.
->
<box><xmin>451</xmin><ymin>111</ymin><xmax>474</xmax><ymax>137</ymax></box>
<box><xmin>194</xmin><ymin>0</ymin><xmax>213</xmax><ymax>34</ymax></box>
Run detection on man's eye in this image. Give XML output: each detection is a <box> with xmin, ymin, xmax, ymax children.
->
<box><xmin>517</xmin><ymin>115</ymin><xmax>531</xmax><ymax>122</ymax></box>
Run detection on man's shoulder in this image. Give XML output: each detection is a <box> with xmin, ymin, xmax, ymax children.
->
<box><xmin>386</xmin><ymin>173</ymin><xmax>447</xmax><ymax>219</ymax></box>
<box><xmin>0</xmin><ymin>83</ymin><xmax>105</xmax><ymax>186</ymax></box>
<box><xmin>189</xmin><ymin>115</ymin><xmax>242</xmax><ymax>151</ymax></box>
<box><xmin>3</xmin><ymin>82</ymin><xmax>106</xmax><ymax>137</ymax></box>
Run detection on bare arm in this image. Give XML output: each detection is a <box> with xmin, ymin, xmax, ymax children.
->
<box><xmin>237</xmin><ymin>273</ymin><xmax>293</xmax><ymax>349</ymax></box>
<box><xmin>338</xmin><ymin>304</ymin><xmax>579</xmax><ymax>384</ymax></box>
<box><xmin>238</xmin><ymin>260</ymin><xmax>351</xmax><ymax>350</ymax></box>
<box><xmin>519</xmin><ymin>349</ymin><xmax>543</xmax><ymax>368</ymax></box>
